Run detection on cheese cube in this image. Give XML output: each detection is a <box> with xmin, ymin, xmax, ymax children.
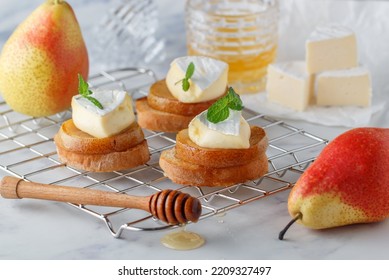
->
<box><xmin>266</xmin><ymin>61</ymin><xmax>313</xmax><ymax>111</ymax></box>
<box><xmin>306</xmin><ymin>25</ymin><xmax>358</xmax><ymax>74</ymax></box>
<box><xmin>316</xmin><ymin>67</ymin><xmax>371</xmax><ymax>107</ymax></box>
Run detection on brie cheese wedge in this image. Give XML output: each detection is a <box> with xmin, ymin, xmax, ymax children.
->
<box><xmin>188</xmin><ymin>110</ymin><xmax>251</xmax><ymax>149</ymax></box>
<box><xmin>166</xmin><ymin>56</ymin><xmax>228</xmax><ymax>103</ymax></box>
<box><xmin>72</xmin><ymin>89</ymin><xmax>135</xmax><ymax>138</ymax></box>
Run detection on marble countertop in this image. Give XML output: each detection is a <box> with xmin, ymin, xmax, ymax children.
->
<box><xmin>0</xmin><ymin>0</ymin><xmax>388</xmax><ymax>260</ymax></box>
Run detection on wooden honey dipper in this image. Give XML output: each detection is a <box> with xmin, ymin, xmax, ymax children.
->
<box><xmin>0</xmin><ymin>176</ymin><xmax>201</xmax><ymax>225</ymax></box>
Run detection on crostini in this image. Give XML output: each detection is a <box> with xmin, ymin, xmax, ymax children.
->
<box><xmin>136</xmin><ymin>56</ymin><xmax>228</xmax><ymax>133</ymax></box>
<box><xmin>54</xmin><ymin>75</ymin><xmax>150</xmax><ymax>172</ymax></box>
<box><xmin>160</xmin><ymin>88</ymin><xmax>268</xmax><ymax>186</ymax></box>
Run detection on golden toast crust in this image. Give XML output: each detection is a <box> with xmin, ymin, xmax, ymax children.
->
<box><xmin>159</xmin><ymin>148</ymin><xmax>268</xmax><ymax>187</ymax></box>
<box><xmin>159</xmin><ymin>126</ymin><xmax>269</xmax><ymax>187</ymax></box>
<box><xmin>54</xmin><ymin>120</ymin><xmax>150</xmax><ymax>172</ymax></box>
<box><xmin>56</xmin><ymin>140</ymin><xmax>150</xmax><ymax>172</ymax></box>
<box><xmin>54</xmin><ymin>119</ymin><xmax>145</xmax><ymax>154</ymax></box>
<box><xmin>147</xmin><ymin>79</ymin><xmax>225</xmax><ymax>116</ymax></box>
<box><xmin>175</xmin><ymin>126</ymin><xmax>268</xmax><ymax>168</ymax></box>
<box><xmin>136</xmin><ymin>97</ymin><xmax>195</xmax><ymax>133</ymax></box>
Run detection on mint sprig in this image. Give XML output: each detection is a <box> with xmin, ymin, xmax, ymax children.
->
<box><xmin>78</xmin><ymin>74</ymin><xmax>103</xmax><ymax>109</ymax></box>
<box><xmin>207</xmin><ymin>87</ymin><xmax>243</xmax><ymax>124</ymax></box>
<box><xmin>175</xmin><ymin>62</ymin><xmax>195</xmax><ymax>92</ymax></box>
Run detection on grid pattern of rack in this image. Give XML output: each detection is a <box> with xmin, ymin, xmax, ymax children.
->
<box><xmin>0</xmin><ymin>68</ymin><xmax>328</xmax><ymax>238</ymax></box>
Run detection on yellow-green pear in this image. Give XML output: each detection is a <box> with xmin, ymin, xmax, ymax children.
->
<box><xmin>0</xmin><ymin>0</ymin><xmax>89</xmax><ymax>117</ymax></box>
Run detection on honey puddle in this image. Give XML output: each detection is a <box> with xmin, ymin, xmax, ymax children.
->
<box><xmin>161</xmin><ymin>227</ymin><xmax>205</xmax><ymax>250</ymax></box>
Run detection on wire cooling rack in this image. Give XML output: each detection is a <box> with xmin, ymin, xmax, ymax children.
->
<box><xmin>0</xmin><ymin>68</ymin><xmax>328</xmax><ymax>238</ymax></box>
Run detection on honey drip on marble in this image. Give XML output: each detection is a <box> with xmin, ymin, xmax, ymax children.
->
<box><xmin>161</xmin><ymin>226</ymin><xmax>205</xmax><ymax>250</ymax></box>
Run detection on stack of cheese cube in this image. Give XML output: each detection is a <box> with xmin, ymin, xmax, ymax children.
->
<box><xmin>266</xmin><ymin>24</ymin><xmax>372</xmax><ymax>111</ymax></box>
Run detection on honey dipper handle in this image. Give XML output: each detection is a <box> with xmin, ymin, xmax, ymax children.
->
<box><xmin>0</xmin><ymin>176</ymin><xmax>150</xmax><ymax>212</ymax></box>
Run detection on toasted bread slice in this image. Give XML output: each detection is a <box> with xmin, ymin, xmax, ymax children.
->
<box><xmin>54</xmin><ymin>119</ymin><xmax>150</xmax><ymax>172</ymax></box>
<box><xmin>147</xmin><ymin>79</ymin><xmax>225</xmax><ymax>116</ymax></box>
<box><xmin>175</xmin><ymin>126</ymin><xmax>268</xmax><ymax>168</ymax></box>
<box><xmin>56</xmin><ymin>139</ymin><xmax>150</xmax><ymax>172</ymax></box>
<box><xmin>54</xmin><ymin>119</ymin><xmax>145</xmax><ymax>154</ymax></box>
<box><xmin>136</xmin><ymin>97</ymin><xmax>195</xmax><ymax>133</ymax></box>
<box><xmin>159</xmin><ymin>148</ymin><xmax>268</xmax><ymax>187</ymax></box>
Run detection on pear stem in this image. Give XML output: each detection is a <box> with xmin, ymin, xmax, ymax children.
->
<box><xmin>278</xmin><ymin>212</ymin><xmax>302</xmax><ymax>240</ymax></box>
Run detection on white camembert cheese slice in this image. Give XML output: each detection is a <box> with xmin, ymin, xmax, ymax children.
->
<box><xmin>306</xmin><ymin>24</ymin><xmax>358</xmax><ymax>74</ymax></box>
<box><xmin>316</xmin><ymin>67</ymin><xmax>371</xmax><ymax>107</ymax></box>
<box><xmin>72</xmin><ymin>89</ymin><xmax>135</xmax><ymax>138</ymax></box>
<box><xmin>266</xmin><ymin>61</ymin><xmax>313</xmax><ymax>111</ymax></box>
<box><xmin>165</xmin><ymin>56</ymin><xmax>228</xmax><ymax>103</ymax></box>
<box><xmin>188</xmin><ymin>109</ymin><xmax>251</xmax><ymax>149</ymax></box>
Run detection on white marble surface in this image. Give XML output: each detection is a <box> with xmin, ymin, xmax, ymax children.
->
<box><xmin>0</xmin><ymin>0</ymin><xmax>388</xmax><ymax>260</ymax></box>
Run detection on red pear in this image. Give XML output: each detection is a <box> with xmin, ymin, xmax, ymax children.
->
<box><xmin>280</xmin><ymin>127</ymin><xmax>389</xmax><ymax>239</ymax></box>
<box><xmin>0</xmin><ymin>0</ymin><xmax>89</xmax><ymax>117</ymax></box>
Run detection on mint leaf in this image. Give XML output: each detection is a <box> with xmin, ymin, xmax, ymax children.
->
<box><xmin>175</xmin><ymin>79</ymin><xmax>183</xmax><ymax>86</ymax></box>
<box><xmin>176</xmin><ymin>62</ymin><xmax>195</xmax><ymax>92</ymax></box>
<box><xmin>206</xmin><ymin>87</ymin><xmax>243</xmax><ymax>123</ymax></box>
<box><xmin>227</xmin><ymin>87</ymin><xmax>243</xmax><ymax>110</ymax></box>
<box><xmin>185</xmin><ymin>62</ymin><xmax>195</xmax><ymax>80</ymax></box>
<box><xmin>207</xmin><ymin>106</ymin><xmax>230</xmax><ymax>124</ymax></box>
<box><xmin>78</xmin><ymin>74</ymin><xmax>89</xmax><ymax>96</ymax></box>
<box><xmin>86</xmin><ymin>96</ymin><xmax>104</xmax><ymax>109</ymax></box>
<box><xmin>182</xmin><ymin>79</ymin><xmax>190</xmax><ymax>91</ymax></box>
<box><xmin>206</xmin><ymin>97</ymin><xmax>229</xmax><ymax>123</ymax></box>
<box><xmin>77</xmin><ymin>74</ymin><xmax>104</xmax><ymax>109</ymax></box>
